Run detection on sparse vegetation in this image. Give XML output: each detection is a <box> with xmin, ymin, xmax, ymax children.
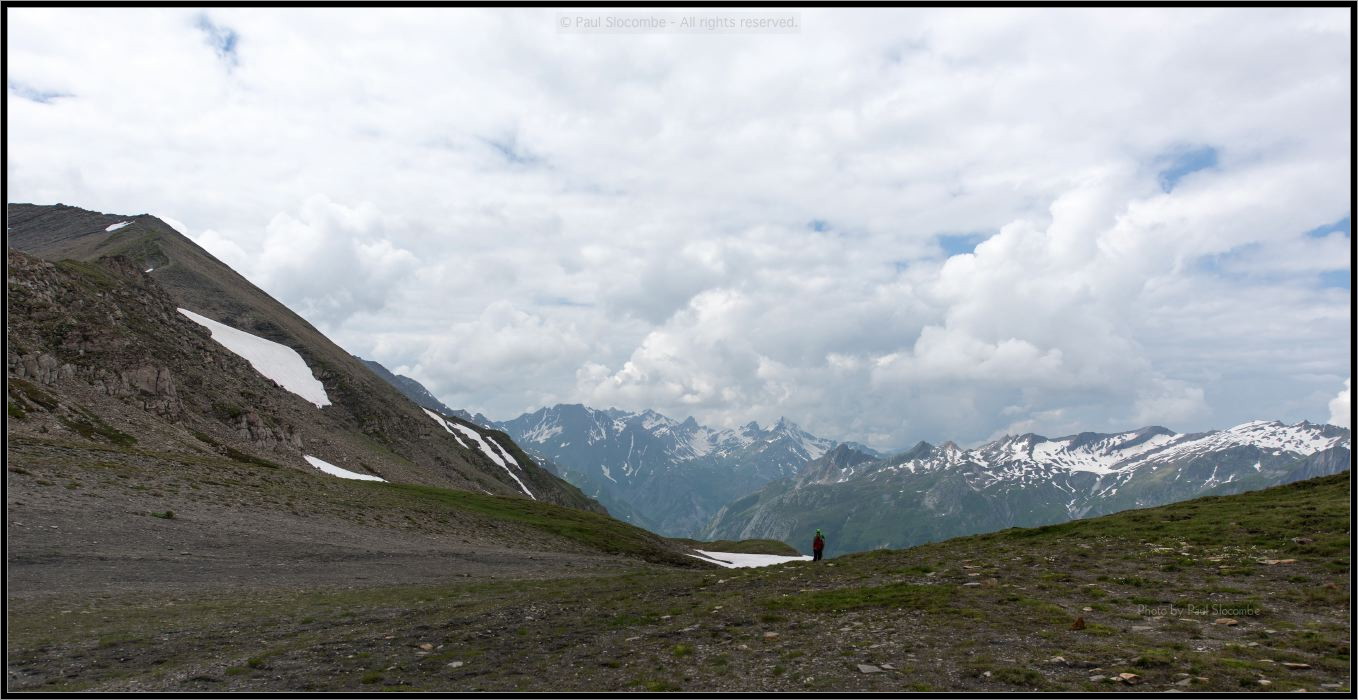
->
<box><xmin>766</xmin><ymin>581</ymin><xmax>954</xmax><ymax>613</ymax></box>
<box><xmin>56</xmin><ymin>412</ymin><xmax>138</xmax><ymax>447</ymax></box>
<box><xmin>8</xmin><ymin>378</ymin><xmax>60</xmax><ymax>411</ymax></box>
<box><xmin>666</xmin><ymin>538</ymin><xmax>801</xmax><ymax>556</ymax></box>
<box><xmin>5</xmin><ymin>436</ymin><xmax>1350</xmax><ymax>692</ymax></box>
<box><xmin>378</xmin><ymin>482</ymin><xmax>700</xmax><ymax>567</ymax></box>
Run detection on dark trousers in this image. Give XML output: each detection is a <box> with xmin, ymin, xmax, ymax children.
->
<box><xmin>813</xmin><ymin>549</ymin><xmax>823</xmax><ymax>561</ymax></box>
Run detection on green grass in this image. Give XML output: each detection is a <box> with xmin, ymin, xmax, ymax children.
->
<box><xmin>10</xmin><ymin>435</ymin><xmax>701</xmax><ymax>569</ymax></box>
<box><xmin>992</xmin><ymin>473</ymin><xmax>1350</xmax><ymax>553</ymax></box>
<box><xmin>8</xmin><ymin>378</ymin><xmax>60</xmax><ymax>411</ymax></box>
<box><xmin>6</xmin><ymin>436</ymin><xmax>1349</xmax><ymax>693</ymax></box>
<box><xmin>667</xmin><ymin>538</ymin><xmax>801</xmax><ymax>556</ymax></box>
<box><xmin>56</xmin><ymin>413</ymin><xmax>138</xmax><ymax>447</ymax></box>
<box><xmin>211</xmin><ymin>402</ymin><xmax>245</xmax><ymax>421</ymax></box>
<box><xmin>220</xmin><ymin>445</ymin><xmax>284</xmax><ymax>470</ymax></box>
<box><xmin>765</xmin><ymin>581</ymin><xmax>954</xmax><ymax>613</ymax></box>
<box><xmin>375</xmin><ymin>482</ymin><xmax>699</xmax><ymax>567</ymax></box>
<box><xmin>990</xmin><ymin>667</ymin><xmax>1046</xmax><ymax>688</ymax></box>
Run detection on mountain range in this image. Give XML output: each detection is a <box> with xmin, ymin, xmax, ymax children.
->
<box><xmin>704</xmin><ymin>419</ymin><xmax>1351</xmax><ymax>554</ymax></box>
<box><xmin>352</xmin><ymin>358</ymin><xmax>1352</xmax><ymax>550</ymax></box>
<box><xmin>16</xmin><ymin>200</ymin><xmax>1344</xmax><ymax>563</ymax></box>
<box><xmin>491</xmin><ymin>404</ymin><xmax>873</xmax><ymax>535</ymax></box>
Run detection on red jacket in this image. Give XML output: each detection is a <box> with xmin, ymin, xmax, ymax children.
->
<box><xmin>813</xmin><ymin>535</ymin><xmax>825</xmax><ymax>551</ymax></box>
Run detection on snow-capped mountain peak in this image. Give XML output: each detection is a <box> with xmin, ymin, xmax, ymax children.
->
<box><xmin>493</xmin><ymin>405</ymin><xmax>864</xmax><ymax>535</ymax></box>
<box><xmin>705</xmin><ymin>419</ymin><xmax>1352</xmax><ymax>555</ymax></box>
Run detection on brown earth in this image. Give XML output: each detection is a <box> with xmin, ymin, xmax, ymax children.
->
<box><xmin>6</xmin><ymin>442</ymin><xmax>1350</xmax><ymax>693</ymax></box>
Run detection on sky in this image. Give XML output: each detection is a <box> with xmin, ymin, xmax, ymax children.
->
<box><xmin>6</xmin><ymin>7</ymin><xmax>1352</xmax><ymax>449</ymax></box>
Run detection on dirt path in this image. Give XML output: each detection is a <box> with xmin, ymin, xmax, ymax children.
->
<box><xmin>5</xmin><ymin>441</ymin><xmax>666</xmax><ymax>602</ymax></box>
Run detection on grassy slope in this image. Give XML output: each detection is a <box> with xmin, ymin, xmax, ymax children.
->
<box><xmin>667</xmin><ymin>538</ymin><xmax>802</xmax><ymax>556</ymax></box>
<box><xmin>384</xmin><ymin>482</ymin><xmax>698</xmax><ymax>567</ymax></box>
<box><xmin>7</xmin><ymin>470</ymin><xmax>1349</xmax><ymax>692</ymax></box>
<box><xmin>5</xmin><ymin>436</ymin><xmax>702</xmax><ymax>570</ymax></box>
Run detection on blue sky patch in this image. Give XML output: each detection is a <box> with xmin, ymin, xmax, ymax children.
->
<box><xmin>1319</xmin><ymin>270</ymin><xmax>1351</xmax><ymax>290</ymax></box>
<box><xmin>195</xmin><ymin>14</ymin><xmax>239</xmax><ymax>66</ymax></box>
<box><xmin>1305</xmin><ymin>215</ymin><xmax>1350</xmax><ymax>239</ymax></box>
<box><xmin>937</xmin><ymin>231</ymin><xmax>991</xmax><ymax>257</ymax></box>
<box><xmin>808</xmin><ymin>219</ymin><xmax>830</xmax><ymax>233</ymax></box>
<box><xmin>1157</xmin><ymin>145</ymin><xmax>1218</xmax><ymax>192</ymax></box>
<box><xmin>8</xmin><ymin>81</ymin><xmax>70</xmax><ymax>104</ymax></box>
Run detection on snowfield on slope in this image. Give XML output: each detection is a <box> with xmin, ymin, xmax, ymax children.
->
<box><xmin>422</xmin><ymin>408</ymin><xmax>536</xmax><ymax>499</ymax></box>
<box><xmin>303</xmin><ymin>455</ymin><xmax>385</xmax><ymax>482</ymax></box>
<box><xmin>105</xmin><ymin>221</ymin><xmax>131</xmax><ymax>232</ymax></box>
<box><xmin>422</xmin><ymin>407</ymin><xmax>469</xmax><ymax>448</ymax></box>
<box><xmin>446</xmin><ymin>421</ymin><xmax>537</xmax><ymax>500</ymax></box>
<box><xmin>178</xmin><ymin>308</ymin><xmax>331</xmax><ymax>408</ymax></box>
<box><xmin>689</xmin><ymin>550</ymin><xmax>812</xmax><ymax>568</ymax></box>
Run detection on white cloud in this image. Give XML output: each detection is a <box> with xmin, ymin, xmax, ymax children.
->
<box><xmin>1329</xmin><ymin>379</ymin><xmax>1351</xmax><ymax>428</ymax></box>
<box><xmin>5</xmin><ymin>7</ymin><xmax>1351</xmax><ymax>447</ymax></box>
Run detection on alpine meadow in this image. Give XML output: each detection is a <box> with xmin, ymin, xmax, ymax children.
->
<box><xmin>5</xmin><ymin>5</ymin><xmax>1351</xmax><ymax>695</ymax></box>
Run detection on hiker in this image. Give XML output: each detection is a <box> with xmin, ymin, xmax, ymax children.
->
<box><xmin>812</xmin><ymin>529</ymin><xmax>825</xmax><ymax>561</ymax></box>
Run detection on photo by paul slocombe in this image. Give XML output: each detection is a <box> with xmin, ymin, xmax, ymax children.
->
<box><xmin>1135</xmin><ymin>602</ymin><xmax>1262</xmax><ymax>618</ymax></box>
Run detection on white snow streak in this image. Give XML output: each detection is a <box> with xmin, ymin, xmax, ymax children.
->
<box><xmin>177</xmin><ymin>308</ymin><xmax>331</xmax><ymax>408</ymax></box>
<box><xmin>487</xmin><ymin>436</ymin><xmax>520</xmax><ymax>467</ymax></box>
<box><xmin>304</xmin><ymin>455</ymin><xmax>385</xmax><ymax>482</ymax></box>
<box><xmin>447</xmin><ymin>422</ymin><xmax>536</xmax><ymax>500</ymax></box>
<box><xmin>105</xmin><ymin>221</ymin><xmax>131</xmax><ymax>232</ymax></box>
<box><xmin>422</xmin><ymin>407</ymin><xmax>469</xmax><ymax>448</ymax></box>
<box><xmin>690</xmin><ymin>550</ymin><xmax>812</xmax><ymax>568</ymax></box>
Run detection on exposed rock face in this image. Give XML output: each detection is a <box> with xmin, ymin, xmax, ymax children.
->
<box><xmin>11</xmin><ymin>352</ymin><xmax>78</xmax><ymax>385</ymax></box>
<box><xmin>7</xmin><ymin>203</ymin><xmax>607</xmax><ymax>513</ymax></box>
<box><xmin>6</xmin><ymin>250</ymin><xmax>275</xmax><ymax>451</ymax></box>
<box><xmin>230</xmin><ymin>411</ymin><xmax>305</xmax><ymax>453</ymax></box>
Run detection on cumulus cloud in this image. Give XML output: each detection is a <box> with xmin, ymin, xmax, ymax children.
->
<box><xmin>5</xmin><ymin>7</ymin><xmax>1351</xmax><ymax>447</ymax></box>
<box><xmin>223</xmin><ymin>196</ymin><xmax>420</xmax><ymax>325</ymax></box>
<box><xmin>1329</xmin><ymin>379</ymin><xmax>1351</xmax><ymax>428</ymax></box>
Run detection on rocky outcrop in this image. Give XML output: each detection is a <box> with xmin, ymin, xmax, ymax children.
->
<box><xmin>10</xmin><ymin>352</ymin><xmax>78</xmax><ymax>385</ymax></box>
<box><xmin>230</xmin><ymin>411</ymin><xmax>305</xmax><ymax>453</ymax></box>
<box><xmin>8</xmin><ymin>203</ymin><xmax>610</xmax><ymax>512</ymax></box>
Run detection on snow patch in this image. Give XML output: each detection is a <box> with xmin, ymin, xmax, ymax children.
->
<box><xmin>422</xmin><ymin>408</ymin><xmax>469</xmax><ymax>448</ymax></box>
<box><xmin>178</xmin><ymin>308</ymin><xmax>331</xmax><ymax>408</ymax></box>
<box><xmin>447</xmin><ymin>422</ymin><xmax>536</xmax><ymax>500</ymax></box>
<box><xmin>1141</xmin><ymin>421</ymin><xmax>1346</xmax><ymax>465</ymax></box>
<box><xmin>487</xmin><ymin>436</ymin><xmax>520</xmax><ymax>468</ymax></box>
<box><xmin>690</xmin><ymin>550</ymin><xmax>812</xmax><ymax>568</ymax></box>
<box><xmin>105</xmin><ymin>221</ymin><xmax>131</xmax><ymax>232</ymax></box>
<box><xmin>304</xmin><ymin>455</ymin><xmax>385</xmax><ymax>482</ymax></box>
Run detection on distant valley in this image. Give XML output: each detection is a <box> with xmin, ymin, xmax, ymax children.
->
<box><xmin>358</xmin><ymin>360</ymin><xmax>1352</xmax><ymax>554</ymax></box>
